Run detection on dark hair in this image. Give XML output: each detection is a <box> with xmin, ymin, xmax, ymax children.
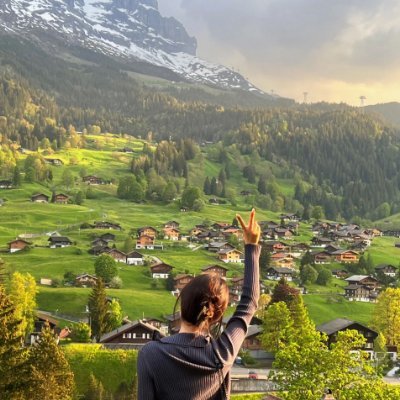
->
<box><xmin>175</xmin><ymin>274</ymin><xmax>229</xmax><ymax>334</ymax></box>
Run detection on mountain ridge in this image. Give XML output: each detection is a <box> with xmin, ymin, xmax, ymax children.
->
<box><xmin>0</xmin><ymin>0</ymin><xmax>268</xmax><ymax>94</ymax></box>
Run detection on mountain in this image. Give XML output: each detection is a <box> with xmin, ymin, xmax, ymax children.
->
<box><xmin>364</xmin><ymin>102</ymin><xmax>400</xmax><ymax>128</ymax></box>
<box><xmin>0</xmin><ymin>0</ymin><xmax>266</xmax><ymax>93</ymax></box>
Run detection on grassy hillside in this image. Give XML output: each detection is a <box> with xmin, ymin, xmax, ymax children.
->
<box><xmin>1</xmin><ymin>134</ymin><xmax>397</xmax><ymax>326</ymax></box>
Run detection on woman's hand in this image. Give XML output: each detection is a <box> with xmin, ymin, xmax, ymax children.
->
<box><xmin>236</xmin><ymin>208</ymin><xmax>261</xmax><ymax>245</ymax></box>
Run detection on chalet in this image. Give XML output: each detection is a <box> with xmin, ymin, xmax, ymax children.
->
<box><xmin>317</xmin><ymin>318</ymin><xmax>378</xmax><ymax>357</ymax></box>
<box><xmin>281</xmin><ymin>213</ymin><xmax>301</xmax><ymax>222</ymax></box>
<box><xmin>142</xmin><ymin>318</ymin><xmax>169</xmax><ymax>336</ymax></box>
<box><xmin>82</xmin><ymin>175</ymin><xmax>106</xmax><ymax>185</ymax></box>
<box><xmin>0</xmin><ymin>180</ymin><xmax>12</xmax><ymax>189</ymax></box>
<box><xmin>164</xmin><ymin>221</ymin><xmax>180</xmax><ymax>229</ymax></box>
<box><xmin>242</xmin><ymin>325</ymin><xmax>265</xmax><ymax>357</ymax></box>
<box><xmin>270</xmin><ymin>255</ymin><xmax>295</xmax><ymax>269</ymax></box>
<box><xmin>311</xmin><ymin>237</ymin><xmax>333</xmax><ymax>247</ymax></box>
<box><xmin>368</xmin><ymin>228</ymin><xmax>383</xmax><ymax>237</ymax></box>
<box><xmin>222</xmin><ymin>227</ymin><xmax>242</xmax><ymax>239</ymax></box>
<box><xmin>106</xmin><ymin>249</ymin><xmax>127</xmax><ymax>263</ymax></box>
<box><xmin>312</xmin><ymin>251</ymin><xmax>332</xmax><ymax>264</ymax></box>
<box><xmin>332</xmin><ymin>269</ymin><xmax>348</xmax><ymax>279</ymax></box>
<box><xmin>218</xmin><ymin>248</ymin><xmax>243</xmax><ymax>263</ymax></box>
<box><xmin>150</xmin><ymin>262</ymin><xmax>173</xmax><ymax>279</ymax></box>
<box><xmin>48</xmin><ymin>236</ymin><xmax>72</xmax><ymax>248</ymax></box>
<box><xmin>266</xmin><ymin>267</ymin><xmax>295</xmax><ymax>281</ymax></box>
<box><xmin>229</xmin><ymin>276</ymin><xmax>244</xmax><ymax>305</ymax></box>
<box><xmin>324</xmin><ymin>244</ymin><xmax>342</xmax><ymax>254</ymax></box>
<box><xmin>201</xmin><ymin>265</ymin><xmax>228</xmax><ymax>279</ymax></box>
<box><xmin>274</xmin><ymin>228</ymin><xmax>294</xmax><ymax>239</ymax></box>
<box><xmin>174</xmin><ymin>274</ymin><xmax>194</xmax><ymax>291</ymax></box>
<box><xmin>99</xmin><ymin>320</ymin><xmax>164</xmax><ymax>349</ymax></box>
<box><xmin>94</xmin><ymin>221</ymin><xmax>122</xmax><ymax>230</ymax></box>
<box><xmin>375</xmin><ymin>264</ymin><xmax>397</xmax><ymax>277</ymax></box>
<box><xmin>264</xmin><ymin>241</ymin><xmax>288</xmax><ymax>253</ymax></box>
<box><xmin>75</xmin><ymin>274</ymin><xmax>98</xmax><ymax>287</ymax></box>
<box><xmin>126</xmin><ymin>251</ymin><xmax>144</xmax><ymax>265</ymax></box>
<box><xmin>29</xmin><ymin>311</ymin><xmax>60</xmax><ymax>345</ymax></box>
<box><xmin>290</xmin><ymin>242</ymin><xmax>310</xmax><ymax>253</ymax></box>
<box><xmin>163</xmin><ymin>227</ymin><xmax>180</xmax><ymax>241</ymax></box>
<box><xmin>53</xmin><ymin>193</ymin><xmax>69</xmax><ymax>204</ymax></box>
<box><xmin>212</xmin><ymin>222</ymin><xmax>230</xmax><ymax>231</ymax></box>
<box><xmin>260</xmin><ymin>220</ymin><xmax>279</xmax><ymax>229</ymax></box>
<box><xmin>89</xmin><ymin>244</ymin><xmax>110</xmax><ymax>255</ymax></box>
<box><xmin>8</xmin><ymin>239</ymin><xmax>31</xmax><ymax>253</ymax></box>
<box><xmin>92</xmin><ymin>238</ymin><xmax>109</xmax><ymax>247</ymax></box>
<box><xmin>331</xmin><ymin>250</ymin><xmax>359</xmax><ymax>263</ymax></box>
<box><xmin>136</xmin><ymin>235</ymin><xmax>155</xmax><ymax>249</ymax></box>
<box><xmin>138</xmin><ymin>226</ymin><xmax>158</xmax><ymax>238</ymax></box>
<box><xmin>31</xmin><ymin>193</ymin><xmax>50</xmax><ymax>203</ymax></box>
<box><xmin>206</xmin><ymin>241</ymin><xmax>235</xmax><ymax>253</ymax></box>
<box><xmin>44</xmin><ymin>158</ymin><xmax>64</xmax><ymax>166</ymax></box>
<box><xmin>345</xmin><ymin>275</ymin><xmax>381</xmax><ymax>290</ymax></box>
<box><xmin>100</xmin><ymin>233</ymin><xmax>116</xmax><ymax>242</ymax></box>
<box><xmin>344</xmin><ymin>284</ymin><xmax>379</xmax><ymax>302</ymax></box>
<box><xmin>190</xmin><ymin>226</ymin><xmax>206</xmax><ymax>237</ymax></box>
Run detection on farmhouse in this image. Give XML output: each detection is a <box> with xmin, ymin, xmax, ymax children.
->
<box><xmin>201</xmin><ymin>264</ymin><xmax>228</xmax><ymax>279</ymax></box>
<box><xmin>332</xmin><ymin>269</ymin><xmax>348</xmax><ymax>279</ymax></box>
<box><xmin>99</xmin><ymin>320</ymin><xmax>164</xmax><ymax>349</ymax></box>
<box><xmin>264</xmin><ymin>240</ymin><xmax>288</xmax><ymax>252</ymax></box>
<box><xmin>164</xmin><ymin>312</ymin><xmax>181</xmax><ymax>334</ymax></box>
<box><xmin>150</xmin><ymin>262</ymin><xmax>173</xmax><ymax>279</ymax></box>
<box><xmin>136</xmin><ymin>235</ymin><xmax>154</xmax><ymax>249</ymax></box>
<box><xmin>163</xmin><ymin>227</ymin><xmax>180</xmax><ymax>241</ymax></box>
<box><xmin>75</xmin><ymin>274</ymin><xmax>98</xmax><ymax>287</ymax></box>
<box><xmin>94</xmin><ymin>221</ymin><xmax>122</xmax><ymax>230</ymax></box>
<box><xmin>206</xmin><ymin>241</ymin><xmax>235</xmax><ymax>253</ymax></box>
<box><xmin>164</xmin><ymin>220</ymin><xmax>180</xmax><ymax>229</ymax></box>
<box><xmin>311</xmin><ymin>237</ymin><xmax>333</xmax><ymax>247</ymax></box>
<box><xmin>317</xmin><ymin>318</ymin><xmax>378</xmax><ymax>358</ymax></box>
<box><xmin>126</xmin><ymin>251</ymin><xmax>144</xmax><ymax>265</ymax></box>
<box><xmin>344</xmin><ymin>284</ymin><xmax>379</xmax><ymax>302</ymax></box>
<box><xmin>218</xmin><ymin>248</ymin><xmax>243</xmax><ymax>263</ymax></box>
<box><xmin>345</xmin><ymin>275</ymin><xmax>380</xmax><ymax>290</ymax></box>
<box><xmin>90</xmin><ymin>244</ymin><xmax>110</xmax><ymax>255</ymax></box>
<box><xmin>29</xmin><ymin>312</ymin><xmax>59</xmax><ymax>345</ymax></box>
<box><xmin>331</xmin><ymin>250</ymin><xmax>359</xmax><ymax>263</ymax></box>
<box><xmin>0</xmin><ymin>180</ymin><xmax>12</xmax><ymax>189</ymax></box>
<box><xmin>375</xmin><ymin>264</ymin><xmax>397</xmax><ymax>277</ymax></box>
<box><xmin>48</xmin><ymin>236</ymin><xmax>72</xmax><ymax>248</ymax></box>
<box><xmin>106</xmin><ymin>249</ymin><xmax>127</xmax><ymax>263</ymax></box>
<box><xmin>266</xmin><ymin>267</ymin><xmax>295</xmax><ymax>281</ymax></box>
<box><xmin>312</xmin><ymin>251</ymin><xmax>332</xmax><ymax>264</ymax></box>
<box><xmin>8</xmin><ymin>239</ymin><xmax>31</xmax><ymax>253</ymax></box>
<box><xmin>138</xmin><ymin>226</ymin><xmax>157</xmax><ymax>238</ymax></box>
<box><xmin>31</xmin><ymin>193</ymin><xmax>50</xmax><ymax>203</ymax></box>
<box><xmin>53</xmin><ymin>193</ymin><xmax>69</xmax><ymax>204</ymax></box>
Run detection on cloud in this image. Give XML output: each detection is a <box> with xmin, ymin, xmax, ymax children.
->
<box><xmin>158</xmin><ymin>0</ymin><xmax>400</xmax><ymax>103</ymax></box>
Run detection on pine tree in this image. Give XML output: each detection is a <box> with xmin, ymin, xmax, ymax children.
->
<box><xmin>210</xmin><ymin>177</ymin><xmax>218</xmax><ymax>195</ymax></box>
<box><xmin>0</xmin><ymin>285</ymin><xmax>29</xmax><ymax>399</ymax></box>
<box><xmin>27</xmin><ymin>323</ymin><xmax>75</xmax><ymax>399</ymax></box>
<box><xmin>86</xmin><ymin>373</ymin><xmax>105</xmax><ymax>400</ymax></box>
<box><xmin>258</xmin><ymin>176</ymin><xmax>267</xmax><ymax>195</ymax></box>
<box><xmin>203</xmin><ymin>176</ymin><xmax>211</xmax><ymax>195</ymax></box>
<box><xmin>88</xmin><ymin>278</ymin><xmax>109</xmax><ymax>341</ymax></box>
<box><xmin>259</xmin><ymin>242</ymin><xmax>272</xmax><ymax>278</ymax></box>
<box><xmin>12</xmin><ymin>166</ymin><xmax>21</xmax><ymax>187</ymax></box>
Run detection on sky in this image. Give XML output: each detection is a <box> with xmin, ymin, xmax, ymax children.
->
<box><xmin>158</xmin><ymin>0</ymin><xmax>400</xmax><ymax>105</ymax></box>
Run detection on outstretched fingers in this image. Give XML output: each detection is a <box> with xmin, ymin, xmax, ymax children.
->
<box><xmin>236</xmin><ymin>214</ymin><xmax>246</xmax><ymax>230</ymax></box>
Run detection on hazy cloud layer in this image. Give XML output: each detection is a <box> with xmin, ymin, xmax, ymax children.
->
<box><xmin>158</xmin><ymin>0</ymin><xmax>400</xmax><ymax>104</ymax></box>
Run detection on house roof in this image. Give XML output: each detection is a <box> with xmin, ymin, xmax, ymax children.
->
<box><xmin>218</xmin><ymin>248</ymin><xmax>243</xmax><ymax>255</ymax></box>
<box><xmin>8</xmin><ymin>239</ymin><xmax>31</xmax><ymax>245</ymax></box>
<box><xmin>31</xmin><ymin>193</ymin><xmax>49</xmax><ymax>199</ymax></box>
<box><xmin>267</xmin><ymin>267</ymin><xmax>294</xmax><ymax>274</ymax></box>
<box><xmin>345</xmin><ymin>275</ymin><xmax>370</xmax><ymax>282</ymax></box>
<box><xmin>76</xmin><ymin>273</ymin><xmax>97</xmax><ymax>280</ymax></box>
<box><xmin>331</xmin><ymin>250</ymin><xmax>358</xmax><ymax>255</ymax></box>
<box><xmin>375</xmin><ymin>264</ymin><xmax>396</xmax><ymax>270</ymax></box>
<box><xmin>48</xmin><ymin>236</ymin><xmax>72</xmax><ymax>242</ymax></box>
<box><xmin>126</xmin><ymin>251</ymin><xmax>143</xmax><ymax>258</ymax></box>
<box><xmin>99</xmin><ymin>320</ymin><xmax>164</xmax><ymax>343</ymax></box>
<box><xmin>317</xmin><ymin>318</ymin><xmax>376</xmax><ymax>336</ymax></box>
<box><xmin>201</xmin><ymin>264</ymin><xmax>229</xmax><ymax>272</ymax></box>
<box><xmin>246</xmin><ymin>324</ymin><xmax>262</xmax><ymax>338</ymax></box>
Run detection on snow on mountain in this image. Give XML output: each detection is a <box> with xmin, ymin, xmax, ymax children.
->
<box><xmin>0</xmin><ymin>0</ymin><xmax>263</xmax><ymax>93</ymax></box>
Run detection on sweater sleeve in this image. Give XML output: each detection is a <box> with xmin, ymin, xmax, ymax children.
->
<box><xmin>214</xmin><ymin>244</ymin><xmax>261</xmax><ymax>365</ymax></box>
<box><xmin>137</xmin><ymin>348</ymin><xmax>156</xmax><ymax>400</ymax></box>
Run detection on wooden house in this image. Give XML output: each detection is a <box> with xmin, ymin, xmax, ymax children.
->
<box><xmin>270</xmin><ymin>253</ymin><xmax>295</xmax><ymax>268</ymax></box>
<box><xmin>207</xmin><ymin>241</ymin><xmax>235</xmax><ymax>253</ymax></box>
<box><xmin>312</xmin><ymin>251</ymin><xmax>332</xmax><ymax>264</ymax></box>
<box><xmin>94</xmin><ymin>221</ymin><xmax>122</xmax><ymax>230</ymax></box>
<box><xmin>99</xmin><ymin>320</ymin><xmax>164</xmax><ymax>349</ymax></box>
<box><xmin>174</xmin><ymin>274</ymin><xmax>194</xmax><ymax>291</ymax></box>
<box><xmin>345</xmin><ymin>275</ymin><xmax>381</xmax><ymax>290</ymax></box>
<box><xmin>311</xmin><ymin>237</ymin><xmax>333</xmax><ymax>247</ymax></box>
<box><xmin>164</xmin><ymin>312</ymin><xmax>181</xmax><ymax>334</ymax></box>
<box><xmin>75</xmin><ymin>274</ymin><xmax>98</xmax><ymax>287</ymax></box>
<box><xmin>344</xmin><ymin>284</ymin><xmax>379</xmax><ymax>302</ymax></box>
<box><xmin>163</xmin><ymin>227</ymin><xmax>180</xmax><ymax>241</ymax></box>
<box><xmin>82</xmin><ymin>175</ymin><xmax>106</xmax><ymax>185</ymax></box>
<box><xmin>375</xmin><ymin>264</ymin><xmax>397</xmax><ymax>277</ymax></box>
<box><xmin>29</xmin><ymin>311</ymin><xmax>60</xmax><ymax>345</ymax></box>
<box><xmin>48</xmin><ymin>236</ymin><xmax>72</xmax><ymax>248</ymax></box>
<box><xmin>264</xmin><ymin>240</ymin><xmax>288</xmax><ymax>253</ymax></box>
<box><xmin>317</xmin><ymin>318</ymin><xmax>378</xmax><ymax>357</ymax></box>
<box><xmin>100</xmin><ymin>233</ymin><xmax>116</xmax><ymax>242</ymax></box>
<box><xmin>53</xmin><ymin>193</ymin><xmax>69</xmax><ymax>204</ymax></box>
<box><xmin>8</xmin><ymin>239</ymin><xmax>31</xmax><ymax>253</ymax></box>
<box><xmin>201</xmin><ymin>264</ymin><xmax>228</xmax><ymax>279</ymax></box>
<box><xmin>332</xmin><ymin>269</ymin><xmax>348</xmax><ymax>279</ymax></box>
<box><xmin>218</xmin><ymin>248</ymin><xmax>243</xmax><ymax>263</ymax></box>
<box><xmin>274</xmin><ymin>228</ymin><xmax>294</xmax><ymax>239</ymax></box>
<box><xmin>0</xmin><ymin>180</ymin><xmax>13</xmax><ymax>189</ymax></box>
<box><xmin>150</xmin><ymin>263</ymin><xmax>173</xmax><ymax>279</ymax></box>
<box><xmin>126</xmin><ymin>251</ymin><xmax>144</xmax><ymax>265</ymax></box>
<box><xmin>106</xmin><ymin>249</ymin><xmax>127</xmax><ymax>263</ymax></box>
<box><xmin>266</xmin><ymin>267</ymin><xmax>295</xmax><ymax>281</ymax></box>
<box><xmin>138</xmin><ymin>226</ymin><xmax>158</xmax><ymax>238</ymax></box>
<box><xmin>164</xmin><ymin>221</ymin><xmax>180</xmax><ymax>229</ymax></box>
<box><xmin>332</xmin><ymin>250</ymin><xmax>359</xmax><ymax>263</ymax></box>
<box><xmin>90</xmin><ymin>244</ymin><xmax>110</xmax><ymax>255</ymax></box>
<box><xmin>242</xmin><ymin>325</ymin><xmax>263</xmax><ymax>351</ymax></box>
<box><xmin>136</xmin><ymin>235</ymin><xmax>155</xmax><ymax>249</ymax></box>
<box><xmin>31</xmin><ymin>193</ymin><xmax>50</xmax><ymax>203</ymax></box>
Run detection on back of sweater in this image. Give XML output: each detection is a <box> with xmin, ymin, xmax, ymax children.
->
<box><xmin>137</xmin><ymin>244</ymin><xmax>261</xmax><ymax>400</ymax></box>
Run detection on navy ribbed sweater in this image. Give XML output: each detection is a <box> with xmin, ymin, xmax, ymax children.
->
<box><xmin>137</xmin><ymin>244</ymin><xmax>261</xmax><ymax>400</ymax></box>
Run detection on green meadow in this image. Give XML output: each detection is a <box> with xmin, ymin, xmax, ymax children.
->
<box><xmin>0</xmin><ymin>134</ymin><xmax>397</xmax><ymax>326</ymax></box>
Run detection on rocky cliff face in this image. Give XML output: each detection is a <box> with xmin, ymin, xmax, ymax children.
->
<box><xmin>0</xmin><ymin>0</ymin><xmax>263</xmax><ymax>92</ymax></box>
